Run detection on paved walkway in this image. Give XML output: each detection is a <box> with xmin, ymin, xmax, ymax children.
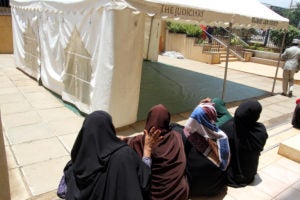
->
<box><xmin>1</xmin><ymin>54</ymin><xmax>300</xmax><ymax>200</ymax></box>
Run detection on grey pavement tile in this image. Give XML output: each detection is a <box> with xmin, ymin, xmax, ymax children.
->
<box><xmin>1</xmin><ymin>111</ymin><xmax>41</xmax><ymax>129</ymax></box>
<box><xmin>267</xmin><ymin>103</ymin><xmax>292</xmax><ymax>115</ymax></box>
<box><xmin>254</xmin><ymin>170</ymin><xmax>289</xmax><ymax>197</ymax></box>
<box><xmin>58</xmin><ymin>133</ymin><xmax>78</xmax><ymax>153</ymax></box>
<box><xmin>0</xmin><ymin>87</ymin><xmax>19</xmax><ymax>95</ymax></box>
<box><xmin>37</xmin><ymin>107</ymin><xmax>79</xmax><ymax>123</ymax></box>
<box><xmin>21</xmin><ymin>156</ymin><xmax>70</xmax><ymax>196</ymax></box>
<box><xmin>11</xmin><ymin>137</ymin><xmax>69</xmax><ymax>166</ymax></box>
<box><xmin>17</xmin><ymin>85</ymin><xmax>47</xmax><ymax>94</ymax></box>
<box><xmin>273</xmin><ymin>187</ymin><xmax>300</xmax><ymax>200</ymax></box>
<box><xmin>5</xmin><ymin>123</ymin><xmax>55</xmax><ymax>145</ymax></box>
<box><xmin>227</xmin><ymin>183</ymin><xmax>271</xmax><ymax>200</ymax></box>
<box><xmin>29</xmin><ymin>99</ymin><xmax>64</xmax><ymax>110</ymax></box>
<box><xmin>0</xmin><ymin>93</ymin><xmax>25</xmax><ymax>105</ymax></box>
<box><xmin>5</xmin><ymin>146</ymin><xmax>18</xmax><ymax>169</ymax></box>
<box><xmin>1</xmin><ymin>100</ymin><xmax>33</xmax><ymax>115</ymax></box>
<box><xmin>0</xmin><ymin>80</ymin><xmax>14</xmax><ymax>88</ymax></box>
<box><xmin>261</xmin><ymin>108</ymin><xmax>284</xmax><ymax>120</ymax></box>
<box><xmin>292</xmin><ymin>180</ymin><xmax>300</xmax><ymax>192</ymax></box>
<box><xmin>47</xmin><ymin>116</ymin><xmax>83</xmax><ymax>136</ymax></box>
<box><xmin>13</xmin><ymin>80</ymin><xmax>39</xmax><ymax>87</ymax></box>
<box><xmin>277</xmin><ymin>101</ymin><xmax>297</xmax><ymax>112</ymax></box>
<box><xmin>261</xmin><ymin>161</ymin><xmax>300</xmax><ymax>185</ymax></box>
<box><xmin>276</xmin><ymin>157</ymin><xmax>300</xmax><ymax>176</ymax></box>
<box><xmin>23</xmin><ymin>91</ymin><xmax>60</xmax><ymax>102</ymax></box>
<box><xmin>9</xmin><ymin>168</ymin><xmax>31</xmax><ymax>200</ymax></box>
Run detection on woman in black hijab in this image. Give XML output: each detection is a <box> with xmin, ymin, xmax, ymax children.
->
<box><xmin>62</xmin><ymin>110</ymin><xmax>158</xmax><ymax>200</ymax></box>
<box><xmin>220</xmin><ymin>100</ymin><xmax>268</xmax><ymax>187</ymax></box>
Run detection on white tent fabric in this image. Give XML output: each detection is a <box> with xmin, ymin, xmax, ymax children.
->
<box><xmin>11</xmin><ymin>0</ymin><xmax>145</xmax><ymax>127</ymax></box>
<box><xmin>126</xmin><ymin>0</ymin><xmax>289</xmax><ymax>29</ymax></box>
<box><xmin>10</xmin><ymin>0</ymin><xmax>289</xmax><ymax>127</ymax></box>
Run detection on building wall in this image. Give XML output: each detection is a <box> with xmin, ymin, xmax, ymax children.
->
<box><xmin>0</xmin><ymin>15</ymin><xmax>13</xmax><ymax>53</ymax></box>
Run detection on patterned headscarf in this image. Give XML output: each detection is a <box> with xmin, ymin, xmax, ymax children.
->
<box><xmin>184</xmin><ymin>103</ymin><xmax>230</xmax><ymax>171</ymax></box>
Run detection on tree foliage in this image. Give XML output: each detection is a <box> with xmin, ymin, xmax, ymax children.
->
<box><xmin>269</xmin><ymin>25</ymin><xmax>300</xmax><ymax>48</ymax></box>
<box><xmin>281</xmin><ymin>3</ymin><xmax>300</xmax><ymax>27</ymax></box>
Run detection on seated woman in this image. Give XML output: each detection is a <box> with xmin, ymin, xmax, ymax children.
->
<box><xmin>178</xmin><ymin>102</ymin><xmax>231</xmax><ymax>197</ymax></box>
<box><xmin>212</xmin><ymin>97</ymin><xmax>233</xmax><ymax>127</ymax></box>
<box><xmin>292</xmin><ymin>98</ymin><xmax>300</xmax><ymax>129</ymax></box>
<box><xmin>125</xmin><ymin>104</ymin><xmax>189</xmax><ymax>200</ymax></box>
<box><xmin>61</xmin><ymin>111</ymin><xmax>160</xmax><ymax>200</ymax></box>
<box><xmin>220</xmin><ymin>100</ymin><xmax>268</xmax><ymax>187</ymax></box>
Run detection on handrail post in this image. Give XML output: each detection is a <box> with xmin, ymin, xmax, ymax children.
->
<box><xmin>271</xmin><ymin>29</ymin><xmax>287</xmax><ymax>95</ymax></box>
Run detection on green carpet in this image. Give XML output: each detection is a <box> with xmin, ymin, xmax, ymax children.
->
<box><xmin>137</xmin><ymin>60</ymin><xmax>268</xmax><ymax>120</ymax></box>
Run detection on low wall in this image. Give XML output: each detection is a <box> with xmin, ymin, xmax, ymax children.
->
<box><xmin>165</xmin><ymin>32</ymin><xmax>220</xmax><ymax>64</ymax></box>
<box><xmin>246</xmin><ymin>49</ymin><xmax>283</xmax><ymax>67</ymax></box>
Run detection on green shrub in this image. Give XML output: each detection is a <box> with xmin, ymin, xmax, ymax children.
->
<box><xmin>270</xmin><ymin>25</ymin><xmax>300</xmax><ymax>48</ymax></box>
<box><xmin>167</xmin><ymin>21</ymin><xmax>202</xmax><ymax>37</ymax></box>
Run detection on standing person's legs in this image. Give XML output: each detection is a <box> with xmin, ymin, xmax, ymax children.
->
<box><xmin>288</xmin><ymin>71</ymin><xmax>295</xmax><ymax>97</ymax></box>
<box><xmin>282</xmin><ymin>70</ymin><xmax>289</xmax><ymax>96</ymax></box>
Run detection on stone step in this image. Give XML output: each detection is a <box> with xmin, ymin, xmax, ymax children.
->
<box><xmin>263</xmin><ymin>123</ymin><xmax>299</xmax><ymax>152</ymax></box>
<box><xmin>278</xmin><ymin>132</ymin><xmax>300</xmax><ymax>163</ymax></box>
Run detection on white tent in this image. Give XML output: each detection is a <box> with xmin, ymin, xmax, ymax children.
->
<box><xmin>10</xmin><ymin>0</ymin><xmax>289</xmax><ymax>127</ymax></box>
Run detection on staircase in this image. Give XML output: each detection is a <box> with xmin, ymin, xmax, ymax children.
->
<box><xmin>202</xmin><ymin>43</ymin><xmax>240</xmax><ymax>62</ymax></box>
<box><xmin>219</xmin><ymin>46</ymin><xmax>239</xmax><ymax>62</ymax></box>
<box><xmin>202</xmin><ymin>27</ymin><xmax>248</xmax><ymax>63</ymax></box>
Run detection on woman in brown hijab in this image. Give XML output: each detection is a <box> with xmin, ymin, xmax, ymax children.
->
<box><xmin>126</xmin><ymin>104</ymin><xmax>189</xmax><ymax>200</ymax></box>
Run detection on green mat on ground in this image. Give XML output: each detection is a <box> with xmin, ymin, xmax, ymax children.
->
<box><xmin>137</xmin><ymin>60</ymin><xmax>268</xmax><ymax>120</ymax></box>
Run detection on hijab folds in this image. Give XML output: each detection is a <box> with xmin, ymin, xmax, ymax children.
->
<box><xmin>64</xmin><ymin>111</ymin><xmax>151</xmax><ymax>200</ymax></box>
<box><xmin>184</xmin><ymin>103</ymin><xmax>230</xmax><ymax>171</ymax></box>
<box><xmin>127</xmin><ymin>104</ymin><xmax>189</xmax><ymax>200</ymax></box>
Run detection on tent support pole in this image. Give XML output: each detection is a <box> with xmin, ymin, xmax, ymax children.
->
<box><xmin>222</xmin><ymin>22</ymin><xmax>232</xmax><ymax>100</ymax></box>
<box><xmin>271</xmin><ymin>29</ymin><xmax>287</xmax><ymax>95</ymax></box>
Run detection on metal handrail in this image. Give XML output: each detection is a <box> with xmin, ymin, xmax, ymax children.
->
<box><xmin>201</xmin><ymin>29</ymin><xmax>246</xmax><ymax>61</ymax></box>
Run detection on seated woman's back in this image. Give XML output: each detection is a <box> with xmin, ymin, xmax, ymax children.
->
<box><xmin>62</xmin><ymin>111</ymin><xmax>151</xmax><ymax>200</ymax></box>
<box><xmin>127</xmin><ymin>104</ymin><xmax>189</xmax><ymax>200</ymax></box>
<box><xmin>220</xmin><ymin>100</ymin><xmax>268</xmax><ymax>187</ymax></box>
<box><xmin>172</xmin><ymin>102</ymin><xmax>231</xmax><ymax>197</ymax></box>
<box><xmin>171</xmin><ymin>123</ymin><xmax>226</xmax><ymax>197</ymax></box>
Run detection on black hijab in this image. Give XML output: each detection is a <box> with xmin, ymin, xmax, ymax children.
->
<box><xmin>220</xmin><ymin>100</ymin><xmax>268</xmax><ymax>187</ymax></box>
<box><xmin>64</xmin><ymin>111</ymin><xmax>151</xmax><ymax>200</ymax></box>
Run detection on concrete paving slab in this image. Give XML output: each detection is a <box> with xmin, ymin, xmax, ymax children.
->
<box><xmin>58</xmin><ymin>133</ymin><xmax>78</xmax><ymax>153</ymax></box>
<box><xmin>21</xmin><ymin>156</ymin><xmax>70</xmax><ymax>196</ymax></box>
<box><xmin>47</xmin><ymin>116</ymin><xmax>83</xmax><ymax>136</ymax></box>
<box><xmin>2</xmin><ymin>111</ymin><xmax>41</xmax><ymax>128</ymax></box>
<box><xmin>1</xmin><ymin>100</ymin><xmax>33</xmax><ymax>115</ymax></box>
<box><xmin>0</xmin><ymin>93</ymin><xmax>25</xmax><ymax>104</ymax></box>
<box><xmin>253</xmin><ymin>170</ymin><xmax>288</xmax><ymax>197</ymax></box>
<box><xmin>11</xmin><ymin>137</ymin><xmax>68</xmax><ymax>166</ymax></box>
<box><xmin>37</xmin><ymin>107</ymin><xmax>79</xmax><ymax>123</ymax></box>
<box><xmin>5</xmin><ymin>123</ymin><xmax>55</xmax><ymax>145</ymax></box>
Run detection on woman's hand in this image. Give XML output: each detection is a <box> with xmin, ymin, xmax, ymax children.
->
<box><xmin>143</xmin><ymin>127</ymin><xmax>162</xmax><ymax>157</ymax></box>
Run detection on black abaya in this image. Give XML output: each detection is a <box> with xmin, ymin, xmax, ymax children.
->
<box><xmin>63</xmin><ymin>111</ymin><xmax>151</xmax><ymax>200</ymax></box>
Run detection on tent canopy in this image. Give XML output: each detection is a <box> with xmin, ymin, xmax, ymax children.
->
<box><xmin>10</xmin><ymin>0</ymin><xmax>289</xmax><ymax>127</ymax></box>
<box><xmin>126</xmin><ymin>0</ymin><xmax>289</xmax><ymax>29</ymax></box>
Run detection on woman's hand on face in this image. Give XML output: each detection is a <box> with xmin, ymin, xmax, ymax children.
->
<box><xmin>143</xmin><ymin>127</ymin><xmax>163</xmax><ymax>157</ymax></box>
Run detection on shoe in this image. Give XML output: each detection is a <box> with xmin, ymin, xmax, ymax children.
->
<box><xmin>288</xmin><ymin>92</ymin><xmax>293</xmax><ymax>97</ymax></box>
<box><xmin>281</xmin><ymin>92</ymin><xmax>287</xmax><ymax>96</ymax></box>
